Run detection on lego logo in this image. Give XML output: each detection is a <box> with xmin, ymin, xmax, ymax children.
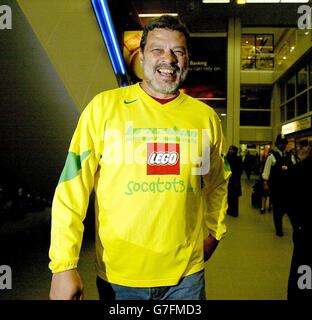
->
<box><xmin>147</xmin><ymin>143</ymin><xmax>180</xmax><ymax>175</ymax></box>
<box><xmin>148</xmin><ymin>152</ymin><xmax>179</xmax><ymax>166</ymax></box>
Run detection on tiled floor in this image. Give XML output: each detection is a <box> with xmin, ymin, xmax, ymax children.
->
<box><xmin>0</xmin><ymin>174</ymin><xmax>293</xmax><ymax>300</ymax></box>
<box><xmin>205</xmin><ymin>175</ymin><xmax>293</xmax><ymax>300</ymax></box>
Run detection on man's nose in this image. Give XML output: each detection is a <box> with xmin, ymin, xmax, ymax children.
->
<box><xmin>161</xmin><ymin>50</ymin><xmax>178</xmax><ymax>63</ymax></box>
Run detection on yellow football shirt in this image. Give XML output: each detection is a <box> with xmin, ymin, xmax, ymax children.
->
<box><xmin>49</xmin><ymin>83</ymin><xmax>230</xmax><ymax>287</ymax></box>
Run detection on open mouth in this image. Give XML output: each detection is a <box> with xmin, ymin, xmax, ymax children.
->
<box><xmin>156</xmin><ymin>67</ymin><xmax>178</xmax><ymax>79</ymax></box>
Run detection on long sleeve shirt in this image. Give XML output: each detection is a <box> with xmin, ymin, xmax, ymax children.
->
<box><xmin>49</xmin><ymin>83</ymin><xmax>231</xmax><ymax>287</ymax></box>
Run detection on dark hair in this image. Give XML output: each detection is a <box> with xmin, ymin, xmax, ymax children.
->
<box><xmin>275</xmin><ymin>134</ymin><xmax>288</xmax><ymax>146</ymax></box>
<box><xmin>140</xmin><ymin>15</ymin><xmax>190</xmax><ymax>52</ymax></box>
<box><xmin>229</xmin><ymin>145</ymin><xmax>238</xmax><ymax>153</ymax></box>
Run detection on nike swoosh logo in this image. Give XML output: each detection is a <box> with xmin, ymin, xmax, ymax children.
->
<box><xmin>124</xmin><ymin>99</ymin><xmax>138</xmax><ymax>104</ymax></box>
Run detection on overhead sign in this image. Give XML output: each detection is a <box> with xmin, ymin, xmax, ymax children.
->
<box><xmin>282</xmin><ymin>116</ymin><xmax>311</xmax><ymax>135</ymax></box>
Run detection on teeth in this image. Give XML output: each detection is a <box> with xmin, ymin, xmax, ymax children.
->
<box><xmin>158</xmin><ymin>69</ymin><xmax>174</xmax><ymax>74</ymax></box>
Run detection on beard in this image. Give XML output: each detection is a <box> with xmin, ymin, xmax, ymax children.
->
<box><xmin>142</xmin><ymin>62</ymin><xmax>188</xmax><ymax>95</ymax></box>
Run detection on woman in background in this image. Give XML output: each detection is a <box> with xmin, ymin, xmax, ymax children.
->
<box><xmin>226</xmin><ymin>146</ymin><xmax>243</xmax><ymax>217</ymax></box>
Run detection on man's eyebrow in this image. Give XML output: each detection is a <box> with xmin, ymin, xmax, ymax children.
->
<box><xmin>149</xmin><ymin>44</ymin><xmax>186</xmax><ymax>50</ymax></box>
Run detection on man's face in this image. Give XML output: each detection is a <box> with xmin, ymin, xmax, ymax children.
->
<box><xmin>277</xmin><ymin>143</ymin><xmax>287</xmax><ymax>152</ymax></box>
<box><xmin>140</xmin><ymin>28</ymin><xmax>189</xmax><ymax>98</ymax></box>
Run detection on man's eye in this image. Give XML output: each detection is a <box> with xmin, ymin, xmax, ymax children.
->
<box><xmin>174</xmin><ymin>50</ymin><xmax>184</xmax><ymax>56</ymax></box>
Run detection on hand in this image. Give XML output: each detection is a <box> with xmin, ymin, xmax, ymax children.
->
<box><xmin>282</xmin><ymin>165</ymin><xmax>288</xmax><ymax>170</ymax></box>
<box><xmin>49</xmin><ymin>269</ymin><xmax>84</xmax><ymax>300</ymax></box>
<box><xmin>203</xmin><ymin>234</ymin><xmax>219</xmax><ymax>262</ymax></box>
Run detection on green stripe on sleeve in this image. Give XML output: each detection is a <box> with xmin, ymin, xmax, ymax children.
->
<box><xmin>222</xmin><ymin>154</ymin><xmax>231</xmax><ymax>172</ymax></box>
<box><xmin>58</xmin><ymin>150</ymin><xmax>91</xmax><ymax>184</ymax></box>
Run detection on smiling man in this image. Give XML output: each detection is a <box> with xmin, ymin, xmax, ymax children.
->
<box><xmin>139</xmin><ymin>27</ymin><xmax>189</xmax><ymax>97</ymax></box>
<box><xmin>49</xmin><ymin>15</ymin><xmax>230</xmax><ymax>300</ymax></box>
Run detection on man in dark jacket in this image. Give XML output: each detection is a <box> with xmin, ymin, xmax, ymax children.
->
<box><xmin>288</xmin><ymin>140</ymin><xmax>312</xmax><ymax>300</ymax></box>
<box><xmin>262</xmin><ymin>134</ymin><xmax>295</xmax><ymax>236</ymax></box>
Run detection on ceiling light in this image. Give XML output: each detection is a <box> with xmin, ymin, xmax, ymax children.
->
<box><xmin>138</xmin><ymin>13</ymin><xmax>178</xmax><ymax>17</ymax></box>
<box><xmin>244</xmin><ymin>1</ymin><xmax>280</xmax><ymax>3</ymax></box>
<box><xmin>221</xmin><ymin>113</ymin><xmax>227</xmax><ymax>117</ymax></box>
<box><xmin>202</xmin><ymin>1</ymin><xmax>230</xmax><ymax>3</ymax></box>
<box><xmin>241</xmin><ymin>0</ymin><xmax>309</xmax><ymax>3</ymax></box>
<box><xmin>280</xmin><ymin>0</ymin><xmax>309</xmax><ymax>3</ymax></box>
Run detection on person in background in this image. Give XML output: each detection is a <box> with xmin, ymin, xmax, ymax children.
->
<box><xmin>48</xmin><ymin>15</ymin><xmax>230</xmax><ymax>300</ymax></box>
<box><xmin>262</xmin><ymin>134</ymin><xmax>295</xmax><ymax>236</ymax></box>
<box><xmin>287</xmin><ymin>140</ymin><xmax>312</xmax><ymax>300</ymax></box>
<box><xmin>253</xmin><ymin>152</ymin><xmax>260</xmax><ymax>176</ymax></box>
<box><xmin>259</xmin><ymin>150</ymin><xmax>272</xmax><ymax>214</ymax></box>
<box><xmin>226</xmin><ymin>145</ymin><xmax>243</xmax><ymax>217</ymax></box>
<box><xmin>243</xmin><ymin>150</ymin><xmax>253</xmax><ymax>181</ymax></box>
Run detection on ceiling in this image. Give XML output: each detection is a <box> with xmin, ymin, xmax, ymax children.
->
<box><xmin>107</xmin><ymin>0</ymin><xmax>305</xmax><ymax>58</ymax></box>
<box><xmin>108</xmin><ymin>0</ymin><xmax>307</xmax><ymax>33</ymax></box>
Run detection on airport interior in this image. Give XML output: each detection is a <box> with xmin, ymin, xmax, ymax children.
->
<box><xmin>0</xmin><ymin>0</ymin><xmax>312</xmax><ymax>300</ymax></box>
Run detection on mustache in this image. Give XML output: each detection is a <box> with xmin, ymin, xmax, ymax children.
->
<box><xmin>155</xmin><ymin>63</ymin><xmax>180</xmax><ymax>72</ymax></box>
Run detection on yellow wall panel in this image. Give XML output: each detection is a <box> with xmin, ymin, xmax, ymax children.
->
<box><xmin>17</xmin><ymin>0</ymin><xmax>119</xmax><ymax>112</ymax></box>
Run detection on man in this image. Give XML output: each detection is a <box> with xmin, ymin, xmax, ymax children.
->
<box><xmin>262</xmin><ymin>134</ymin><xmax>295</xmax><ymax>236</ymax></box>
<box><xmin>49</xmin><ymin>15</ymin><xmax>230</xmax><ymax>300</ymax></box>
<box><xmin>287</xmin><ymin>140</ymin><xmax>312</xmax><ymax>300</ymax></box>
<box><xmin>226</xmin><ymin>146</ymin><xmax>243</xmax><ymax>217</ymax></box>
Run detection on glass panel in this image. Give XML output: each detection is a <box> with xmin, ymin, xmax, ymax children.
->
<box><xmin>286</xmin><ymin>100</ymin><xmax>295</xmax><ymax>120</ymax></box>
<box><xmin>241</xmin><ymin>35</ymin><xmax>255</xmax><ymax>59</ymax></box>
<box><xmin>255</xmin><ymin>34</ymin><xmax>274</xmax><ymax>70</ymax></box>
<box><xmin>296</xmin><ymin>92</ymin><xmax>308</xmax><ymax>116</ymax></box>
<box><xmin>297</xmin><ymin>66</ymin><xmax>308</xmax><ymax>94</ymax></box>
<box><xmin>286</xmin><ymin>74</ymin><xmax>296</xmax><ymax>100</ymax></box>
<box><xmin>241</xmin><ymin>35</ymin><xmax>255</xmax><ymax>70</ymax></box>
<box><xmin>241</xmin><ymin>59</ymin><xmax>256</xmax><ymax>70</ymax></box>
<box><xmin>255</xmin><ymin>35</ymin><xmax>273</xmax><ymax>54</ymax></box>
<box><xmin>241</xmin><ymin>87</ymin><xmax>272</xmax><ymax>109</ymax></box>
<box><xmin>240</xmin><ymin>111</ymin><xmax>271</xmax><ymax>126</ymax></box>
<box><xmin>241</xmin><ymin>34</ymin><xmax>274</xmax><ymax>70</ymax></box>
<box><xmin>280</xmin><ymin>105</ymin><xmax>286</xmax><ymax>123</ymax></box>
<box><xmin>280</xmin><ymin>81</ymin><xmax>285</xmax><ymax>104</ymax></box>
<box><xmin>255</xmin><ymin>57</ymin><xmax>274</xmax><ymax>70</ymax></box>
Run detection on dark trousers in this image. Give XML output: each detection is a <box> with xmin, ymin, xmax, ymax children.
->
<box><xmin>272</xmin><ymin>200</ymin><xmax>294</xmax><ymax>235</ymax></box>
<box><xmin>227</xmin><ymin>193</ymin><xmax>239</xmax><ymax>217</ymax></box>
